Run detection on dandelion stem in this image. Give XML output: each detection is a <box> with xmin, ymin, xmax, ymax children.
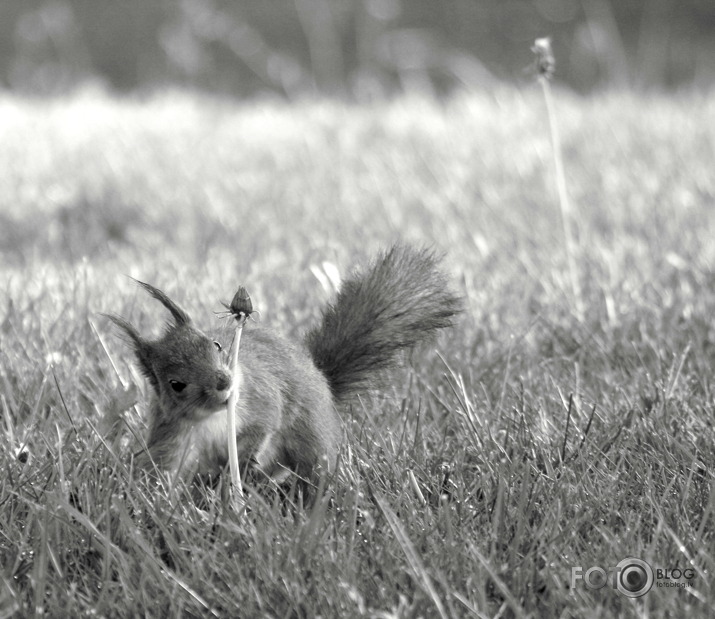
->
<box><xmin>224</xmin><ymin>286</ymin><xmax>254</xmax><ymax>508</ymax></box>
<box><xmin>534</xmin><ymin>37</ymin><xmax>583</xmax><ymax>321</ymax></box>
<box><xmin>227</xmin><ymin>318</ymin><xmax>246</xmax><ymax>504</ymax></box>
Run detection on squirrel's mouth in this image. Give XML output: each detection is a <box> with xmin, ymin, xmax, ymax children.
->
<box><xmin>198</xmin><ymin>390</ymin><xmax>232</xmax><ymax>414</ymax></box>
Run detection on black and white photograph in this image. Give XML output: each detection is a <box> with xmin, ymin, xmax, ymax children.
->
<box><xmin>1</xmin><ymin>1</ymin><xmax>713</xmax><ymax>616</ymax></box>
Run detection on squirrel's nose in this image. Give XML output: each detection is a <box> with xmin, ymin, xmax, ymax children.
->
<box><xmin>216</xmin><ymin>373</ymin><xmax>231</xmax><ymax>392</ymax></box>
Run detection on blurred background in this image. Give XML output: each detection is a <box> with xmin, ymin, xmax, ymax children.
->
<box><xmin>2</xmin><ymin>0</ymin><xmax>714</xmax><ymax>98</ymax></box>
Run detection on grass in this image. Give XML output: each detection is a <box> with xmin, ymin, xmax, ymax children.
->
<box><xmin>1</xmin><ymin>86</ymin><xmax>715</xmax><ymax>617</ymax></box>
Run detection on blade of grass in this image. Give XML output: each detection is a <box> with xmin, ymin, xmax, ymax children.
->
<box><xmin>375</xmin><ymin>494</ymin><xmax>449</xmax><ymax>619</ymax></box>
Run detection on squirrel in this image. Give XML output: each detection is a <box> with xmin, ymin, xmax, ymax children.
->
<box><xmin>106</xmin><ymin>245</ymin><xmax>461</xmax><ymax>487</ymax></box>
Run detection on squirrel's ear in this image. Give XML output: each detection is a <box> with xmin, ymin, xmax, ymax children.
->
<box><xmin>103</xmin><ymin>314</ymin><xmax>142</xmax><ymax>346</ymax></box>
<box><xmin>135</xmin><ymin>281</ymin><xmax>192</xmax><ymax>326</ymax></box>
<box><xmin>103</xmin><ymin>314</ymin><xmax>158</xmax><ymax>386</ymax></box>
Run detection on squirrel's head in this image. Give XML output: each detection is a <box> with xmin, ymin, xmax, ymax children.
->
<box><xmin>106</xmin><ymin>282</ymin><xmax>233</xmax><ymax>422</ymax></box>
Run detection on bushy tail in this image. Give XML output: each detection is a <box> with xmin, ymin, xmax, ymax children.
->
<box><xmin>304</xmin><ymin>245</ymin><xmax>461</xmax><ymax>402</ymax></box>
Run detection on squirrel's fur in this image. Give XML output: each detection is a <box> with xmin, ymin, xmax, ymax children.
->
<box><xmin>107</xmin><ymin>245</ymin><xmax>461</xmax><ymax>484</ymax></box>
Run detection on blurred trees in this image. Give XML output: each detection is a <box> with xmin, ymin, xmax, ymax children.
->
<box><xmin>1</xmin><ymin>0</ymin><xmax>714</xmax><ymax>96</ymax></box>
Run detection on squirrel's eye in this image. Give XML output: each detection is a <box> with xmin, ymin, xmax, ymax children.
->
<box><xmin>169</xmin><ymin>380</ymin><xmax>187</xmax><ymax>393</ymax></box>
<box><xmin>213</xmin><ymin>341</ymin><xmax>222</xmax><ymax>352</ymax></box>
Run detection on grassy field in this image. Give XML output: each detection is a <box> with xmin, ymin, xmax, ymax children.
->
<box><xmin>1</xmin><ymin>86</ymin><xmax>714</xmax><ymax>617</ymax></box>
